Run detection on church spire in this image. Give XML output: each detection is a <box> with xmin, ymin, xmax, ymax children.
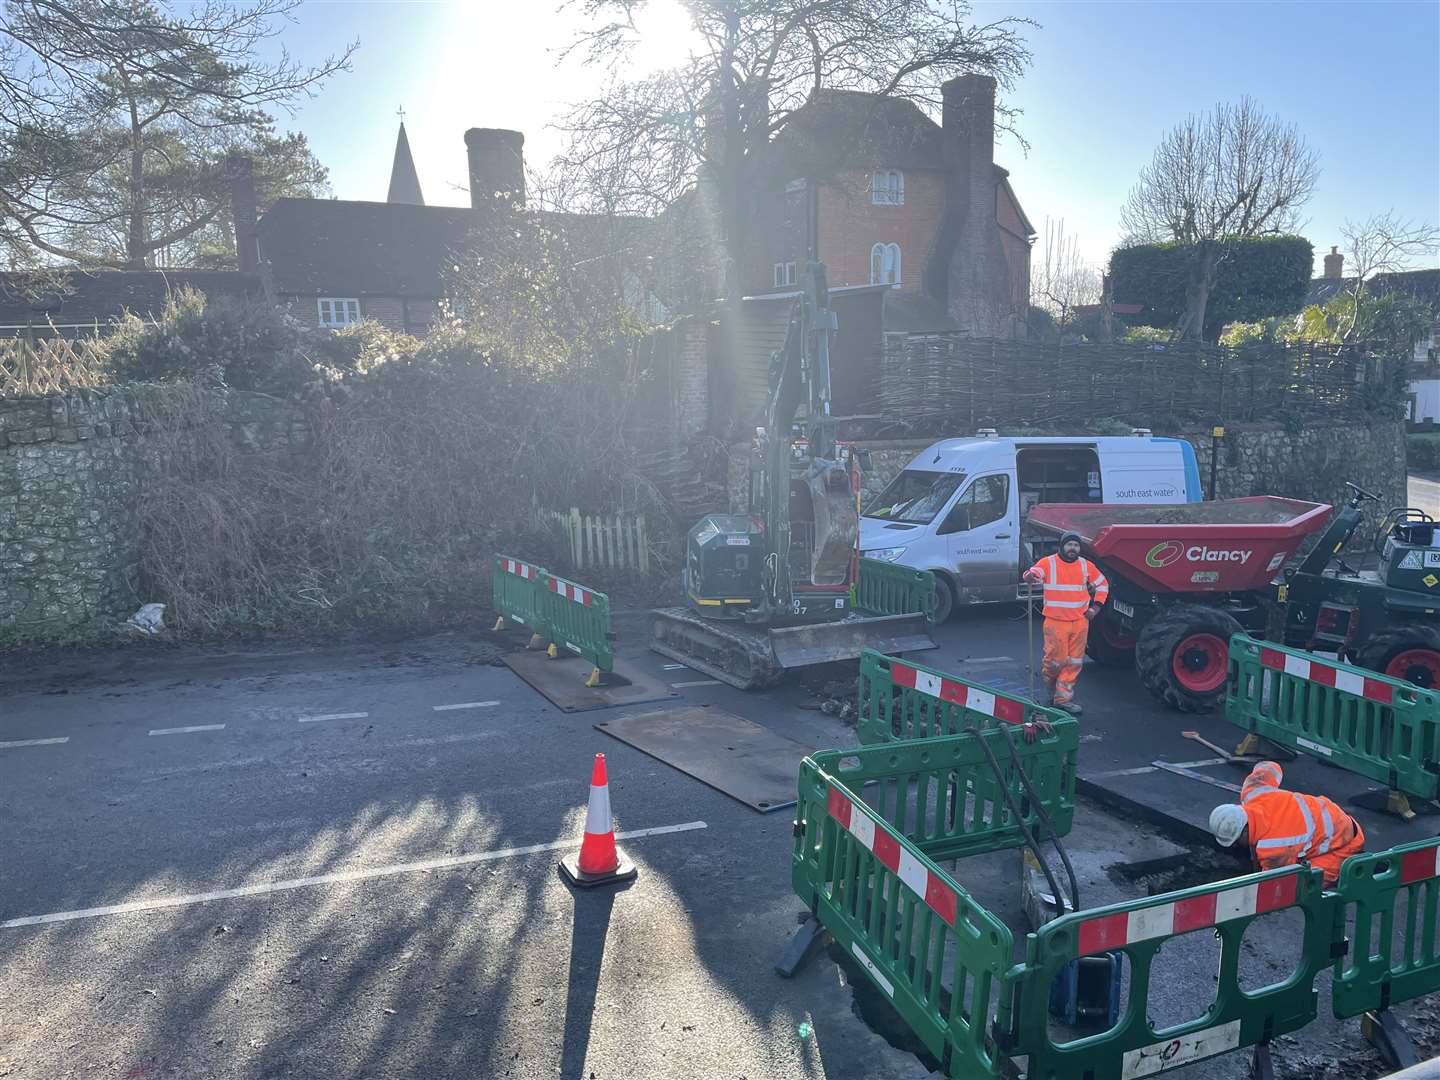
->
<box><xmin>387</xmin><ymin>116</ymin><xmax>424</xmax><ymax>205</ymax></box>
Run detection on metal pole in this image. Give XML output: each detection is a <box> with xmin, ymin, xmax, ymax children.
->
<box><xmin>1208</xmin><ymin>425</ymin><xmax>1224</xmax><ymax>501</ymax></box>
<box><xmin>1027</xmin><ymin>582</ymin><xmax>1037</xmax><ymax>704</ymax></box>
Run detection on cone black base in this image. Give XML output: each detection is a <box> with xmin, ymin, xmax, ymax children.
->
<box><xmin>558</xmin><ymin>847</ymin><xmax>637</xmax><ymax>888</ymax></box>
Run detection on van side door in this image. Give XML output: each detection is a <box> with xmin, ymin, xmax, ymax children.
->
<box><xmin>935</xmin><ymin>473</ymin><xmax>1017</xmax><ymax>603</ymax></box>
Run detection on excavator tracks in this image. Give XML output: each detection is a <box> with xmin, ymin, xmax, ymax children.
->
<box><xmin>650</xmin><ymin>607</ymin><xmax>784</xmax><ymax>691</ymax></box>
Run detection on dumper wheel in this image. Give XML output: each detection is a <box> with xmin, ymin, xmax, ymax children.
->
<box><xmin>1086</xmin><ymin>612</ymin><xmax>1137</xmax><ymax>667</ymax></box>
<box><xmin>1136</xmin><ymin>604</ymin><xmax>1243</xmax><ymax>713</ymax></box>
<box><xmin>1357</xmin><ymin>624</ymin><xmax>1440</xmax><ymax>690</ymax></box>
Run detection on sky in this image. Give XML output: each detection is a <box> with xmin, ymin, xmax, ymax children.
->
<box><xmin>275</xmin><ymin>0</ymin><xmax>1440</xmax><ymax>276</ymax></box>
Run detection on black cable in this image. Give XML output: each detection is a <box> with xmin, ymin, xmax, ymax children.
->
<box><xmin>964</xmin><ymin>723</ymin><xmax>1077</xmax><ymax>920</ymax></box>
<box><xmin>997</xmin><ymin>721</ymin><xmax>1082</xmax><ymax>916</ymax></box>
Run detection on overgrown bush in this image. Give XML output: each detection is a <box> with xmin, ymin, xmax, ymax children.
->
<box><xmin>138</xmin><ymin>320</ymin><xmax>664</xmax><ymax>637</ymax></box>
<box><xmin>1408</xmin><ymin>433</ymin><xmax>1440</xmax><ymax>473</ymax></box>
<box><xmin>107</xmin><ymin>288</ymin><xmax>330</xmax><ymax>396</ymax></box>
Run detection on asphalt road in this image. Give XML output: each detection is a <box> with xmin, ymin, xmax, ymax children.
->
<box><xmin>2</xmin><ymin>593</ymin><xmax>1437</xmax><ymax>1080</ymax></box>
<box><xmin>0</xmin><ymin>634</ymin><xmax>930</xmax><ymax>1080</ymax></box>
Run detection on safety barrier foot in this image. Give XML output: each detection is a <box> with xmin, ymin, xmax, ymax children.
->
<box><xmin>1388</xmin><ymin>790</ymin><xmax>1417</xmax><ymax>822</ymax></box>
<box><xmin>528</xmin><ymin>633</ymin><xmax>545</xmax><ymax>650</ymax></box>
<box><xmin>775</xmin><ymin>913</ymin><xmax>828</xmax><ymax>978</ymax></box>
<box><xmin>546</xmin><ymin>643</ymin><xmax>559</xmax><ymax>659</ymax></box>
<box><xmin>492</xmin><ymin>616</ymin><xmax>506</xmax><ymax>632</ymax></box>
<box><xmin>1234</xmin><ymin>733</ymin><xmax>1264</xmax><ymax>758</ymax></box>
<box><xmin>1362</xmin><ymin>1008</ymin><xmax>1418</xmax><ymax>1070</ymax></box>
<box><xmin>585</xmin><ymin>666</ymin><xmax>603</xmax><ymax>688</ymax></box>
<box><xmin>1249</xmin><ymin>1041</ymin><xmax>1274</xmax><ymax>1080</ymax></box>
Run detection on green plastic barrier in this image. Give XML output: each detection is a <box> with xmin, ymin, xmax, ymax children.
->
<box><xmin>1332</xmin><ymin>837</ymin><xmax>1440</xmax><ymax>1019</ymax></box>
<box><xmin>1225</xmin><ymin>635</ymin><xmax>1440</xmax><ymax>801</ymax></box>
<box><xmin>492</xmin><ymin>554</ymin><xmax>547</xmax><ymax>633</ymax></box>
<box><xmin>856</xmin><ymin>649</ymin><xmax>1067</xmax><ymax>747</ymax></box>
<box><xmin>1006</xmin><ymin>864</ymin><xmax>1334</xmax><ymax>1080</ymax></box>
<box><xmin>794</xmin><ymin>734</ymin><xmax>1045</xmax><ymax>1078</ymax></box>
<box><xmin>537</xmin><ymin>570</ymin><xmax>614</xmax><ymax>681</ymax></box>
<box><xmin>855</xmin><ymin>558</ymin><xmax>937</xmax><ymax>624</ymax></box>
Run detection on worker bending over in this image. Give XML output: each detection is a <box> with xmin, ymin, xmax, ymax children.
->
<box><xmin>1022</xmin><ymin>530</ymin><xmax>1108</xmax><ymax>715</ymax></box>
<box><xmin>1209</xmin><ymin>761</ymin><xmax>1365</xmax><ymax>886</ymax></box>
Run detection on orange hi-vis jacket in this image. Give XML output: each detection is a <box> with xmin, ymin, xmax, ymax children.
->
<box><xmin>1240</xmin><ymin>761</ymin><xmax>1365</xmax><ymax>885</ymax></box>
<box><xmin>1029</xmin><ymin>553</ymin><xmax>1110</xmax><ymax>622</ymax></box>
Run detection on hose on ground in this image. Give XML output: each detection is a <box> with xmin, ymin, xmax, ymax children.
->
<box><xmin>964</xmin><ymin>722</ymin><xmax>1080</xmax><ymax>921</ymax></box>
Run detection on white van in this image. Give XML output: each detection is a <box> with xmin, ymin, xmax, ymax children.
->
<box><xmin>859</xmin><ymin>434</ymin><xmax>1201</xmax><ymax>620</ymax></box>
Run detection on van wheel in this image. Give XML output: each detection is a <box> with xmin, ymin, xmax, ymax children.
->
<box><xmin>931</xmin><ymin>577</ymin><xmax>955</xmax><ymax>624</ymax></box>
<box><xmin>1135</xmin><ymin>604</ymin><xmax>1242</xmax><ymax>713</ymax></box>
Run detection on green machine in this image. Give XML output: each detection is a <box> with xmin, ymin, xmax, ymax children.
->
<box><xmin>1273</xmin><ymin>482</ymin><xmax>1440</xmax><ymax>688</ymax></box>
<box><xmin>652</xmin><ymin>263</ymin><xmax>937</xmax><ymax>689</ymax></box>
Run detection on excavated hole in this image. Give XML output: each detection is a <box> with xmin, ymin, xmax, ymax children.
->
<box><xmin>829</xmin><ymin>940</ymin><xmax>943</xmax><ymax>1072</ymax></box>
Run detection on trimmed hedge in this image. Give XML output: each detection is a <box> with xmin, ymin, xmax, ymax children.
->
<box><xmin>1109</xmin><ymin>236</ymin><xmax>1314</xmax><ymax>340</ymax></box>
<box><xmin>1408</xmin><ymin>433</ymin><xmax>1440</xmax><ymax>473</ymax></box>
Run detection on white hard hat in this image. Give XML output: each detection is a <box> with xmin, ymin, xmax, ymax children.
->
<box><xmin>1209</xmin><ymin>804</ymin><xmax>1248</xmax><ymax>848</ymax></box>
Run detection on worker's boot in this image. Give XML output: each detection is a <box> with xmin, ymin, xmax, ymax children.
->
<box><xmin>1055</xmin><ymin>700</ymin><xmax>1083</xmax><ymax>716</ymax></box>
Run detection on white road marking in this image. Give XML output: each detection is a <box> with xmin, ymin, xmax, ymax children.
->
<box><xmin>672</xmin><ymin>680</ymin><xmax>721</xmax><ymax>688</ymax></box>
<box><xmin>1089</xmin><ymin>757</ymin><xmax>1226</xmax><ymax>779</ymax></box>
<box><xmin>432</xmin><ymin>701</ymin><xmax>500</xmax><ymax>712</ymax></box>
<box><xmin>0</xmin><ymin>820</ymin><xmax>709</xmax><ymax>930</ymax></box>
<box><xmin>963</xmin><ymin>655</ymin><xmax>1016</xmax><ymax>665</ymax></box>
<box><xmin>0</xmin><ymin>737</ymin><xmax>69</xmax><ymax>749</ymax></box>
<box><xmin>661</xmin><ymin>664</ymin><xmax>689</xmax><ymax>671</ymax></box>
<box><xmin>148</xmin><ymin>725</ymin><xmax>225</xmax><ymax>736</ymax></box>
<box><xmin>297</xmin><ymin>712</ymin><xmax>369</xmax><ymax>724</ymax></box>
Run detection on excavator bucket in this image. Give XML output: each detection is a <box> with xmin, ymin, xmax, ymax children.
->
<box><xmin>768</xmin><ymin>612</ymin><xmax>936</xmax><ymax>671</ymax></box>
<box><xmin>806</xmin><ymin>464</ymin><xmax>858</xmax><ymax>587</ymax></box>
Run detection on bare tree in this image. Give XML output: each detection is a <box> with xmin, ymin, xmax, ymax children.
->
<box><xmin>556</xmin><ymin>0</ymin><xmax>1033</xmax><ymax>303</ymax></box>
<box><xmin>1120</xmin><ymin>97</ymin><xmax>1319</xmax><ymax>341</ymax></box>
<box><xmin>1031</xmin><ymin>217</ymin><xmax>1099</xmax><ymax>335</ymax></box>
<box><xmin>0</xmin><ymin>0</ymin><xmax>353</xmax><ymax>269</ymax></box>
<box><xmin>1334</xmin><ymin>211</ymin><xmax>1440</xmax><ymax>343</ymax></box>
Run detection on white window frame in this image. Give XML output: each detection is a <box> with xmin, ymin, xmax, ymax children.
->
<box><xmin>871</xmin><ymin>169</ymin><xmax>904</xmax><ymax>206</ymax></box>
<box><xmin>773</xmin><ymin>261</ymin><xmax>797</xmax><ymax>288</ymax></box>
<box><xmin>870</xmin><ymin>243</ymin><xmax>902</xmax><ymax>287</ymax></box>
<box><xmin>318</xmin><ymin>297</ymin><xmax>361</xmax><ymax>328</ymax></box>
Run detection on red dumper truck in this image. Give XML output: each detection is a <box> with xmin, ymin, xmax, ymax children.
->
<box><xmin>1028</xmin><ymin>483</ymin><xmax>1440</xmax><ymax>712</ymax></box>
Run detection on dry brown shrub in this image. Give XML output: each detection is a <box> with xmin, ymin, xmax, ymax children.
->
<box><xmin>135</xmin><ymin>328</ymin><xmax>667</xmax><ymax>638</ymax></box>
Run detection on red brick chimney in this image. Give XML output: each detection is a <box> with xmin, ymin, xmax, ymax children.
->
<box><xmin>464</xmin><ymin>128</ymin><xmax>526</xmax><ymax>209</ymax></box>
<box><xmin>934</xmin><ymin>75</ymin><xmax>1012</xmax><ymax>336</ymax></box>
<box><xmin>1323</xmin><ymin>245</ymin><xmax>1344</xmax><ymax>279</ymax></box>
<box><xmin>228</xmin><ymin>155</ymin><xmax>259</xmax><ymax>274</ymax></box>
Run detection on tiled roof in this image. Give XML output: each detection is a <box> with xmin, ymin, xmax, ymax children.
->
<box><xmin>0</xmin><ymin>269</ymin><xmax>260</xmax><ymax>332</ymax></box>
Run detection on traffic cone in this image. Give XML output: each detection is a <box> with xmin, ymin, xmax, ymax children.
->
<box><xmin>559</xmin><ymin>753</ymin><xmax>637</xmax><ymax>888</ymax></box>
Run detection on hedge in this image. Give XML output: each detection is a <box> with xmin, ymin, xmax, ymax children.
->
<box><xmin>1109</xmin><ymin>235</ymin><xmax>1315</xmax><ymax>340</ymax></box>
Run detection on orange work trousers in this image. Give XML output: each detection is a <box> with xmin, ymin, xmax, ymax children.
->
<box><xmin>1042</xmin><ymin>619</ymin><xmax>1089</xmax><ymax>705</ymax></box>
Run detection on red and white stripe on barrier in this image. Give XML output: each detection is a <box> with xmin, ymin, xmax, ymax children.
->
<box><xmin>1259</xmin><ymin>647</ymin><xmax>1394</xmax><ymax>705</ymax></box>
<box><xmin>826</xmin><ymin>785</ymin><xmax>958</xmax><ymax>928</ymax></box>
<box><xmin>503</xmin><ymin>559</ymin><xmax>539</xmax><ymax>580</ymax></box>
<box><xmin>888</xmin><ymin>661</ymin><xmax>1026</xmax><ymax>725</ymax></box>
<box><xmin>1077</xmin><ymin>873</ymin><xmax>1299</xmax><ymax>956</ymax></box>
<box><xmin>549</xmin><ymin>578</ymin><xmax>595</xmax><ymax>606</ymax></box>
<box><xmin>1399</xmin><ymin>843</ymin><xmax>1440</xmax><ymax>885</ymax></box>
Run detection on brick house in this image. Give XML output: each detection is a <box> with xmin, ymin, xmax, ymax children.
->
<box><xmin>747</xmin><ymin>75</ymin><xmax>1034</xmax><ymax>337</ymax></box>
<box><xmin>243</xmin><ymin>125</ymin><xmax>529</xmax><ymax>335</ymax></box>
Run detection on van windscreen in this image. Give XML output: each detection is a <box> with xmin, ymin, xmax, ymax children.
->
<box><xmin>863</xmin><ymin>470</ymin><xmax>966</xmax><ymax>525</ymax></box>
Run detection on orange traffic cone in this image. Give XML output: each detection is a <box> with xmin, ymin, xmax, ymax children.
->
<box><xmin>559</xmin><ymin>753</ymin><xmax>637</xmax><ymax>888</ymax></box>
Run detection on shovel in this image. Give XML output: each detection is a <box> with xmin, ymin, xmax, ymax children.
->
<box><xmin>1182</xmin><ymin>730</ymin><xmax>1266</xmax><ymax>765</ymax></box>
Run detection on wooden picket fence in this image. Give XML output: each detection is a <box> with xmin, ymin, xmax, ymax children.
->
<box><xmin>545</xmin><ymin>508</ymin><xmax>650</xmax><ymax>573</ymax></box>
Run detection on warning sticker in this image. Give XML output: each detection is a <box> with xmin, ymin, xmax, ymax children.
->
<box><xmin>1424</xmin><ymin>573</ymin><xmax>1439</xmax><ymax>589</ymax></box>
<box><xmin>1121</xmin><ymin>1019</ymin><xmax>1241</xmax><ymax>1078</ymax></box>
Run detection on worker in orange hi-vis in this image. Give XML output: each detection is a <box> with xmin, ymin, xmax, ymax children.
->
<box><xmin>1022</xmin><ymin>531</ymin><xmax>1108</xmax><ymax>715</ymax></box>
<box><xmin>1208</xmin><ymin>760</ymin><xmax>1366</xmax><ymax>886</ymax></box>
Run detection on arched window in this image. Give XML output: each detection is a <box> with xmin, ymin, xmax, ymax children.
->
<box><xmin>871</xmin><ymin>169</ymin><xmax>904</xmax><ymax>205</ymax></box>
<box><xmin>870</xmin><ymin>243</ymin><xmax>902</xmax><ymax>287</ymax></box>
